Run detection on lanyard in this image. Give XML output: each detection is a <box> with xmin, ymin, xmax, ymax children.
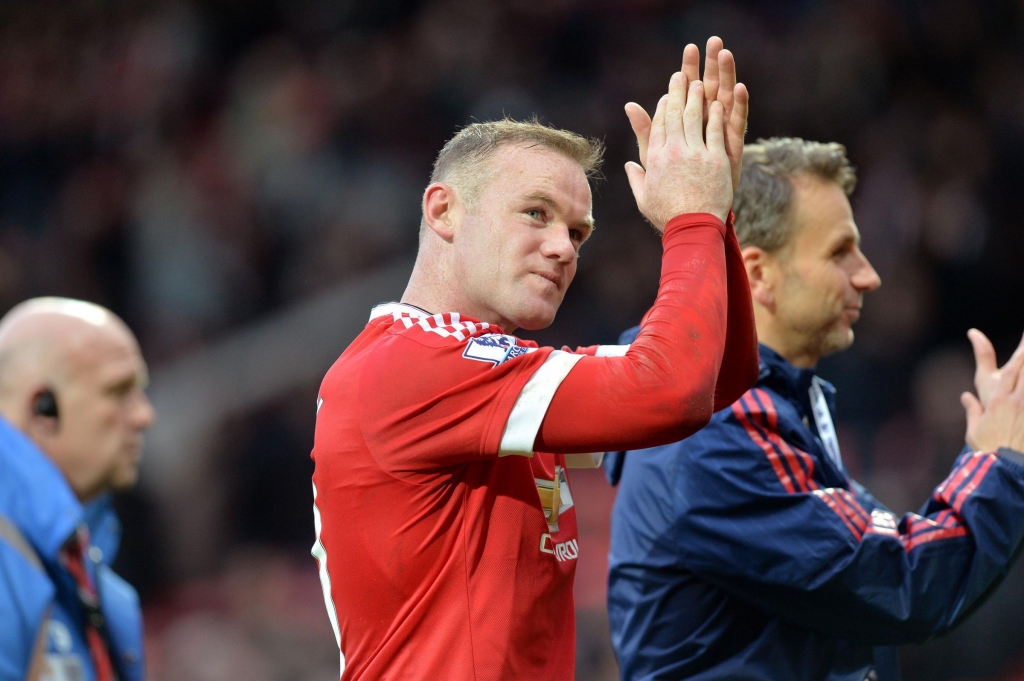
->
<box><xmin>809</xmin><ymin>377</ymin><xmax>843</xmax><ymax>472</ymax></box>
<box><xmin>60</xmin><ymin>527</ymin><xmax>119</xmax><ymax>681</ymax></box>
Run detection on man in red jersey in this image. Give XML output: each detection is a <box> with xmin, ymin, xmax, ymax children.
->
<box><xmin>311</xmin><ymin>38</ymin><xmax>758</xmax><ymax>681</ymax></box>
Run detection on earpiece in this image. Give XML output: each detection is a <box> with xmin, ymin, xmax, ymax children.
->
<box><xmin>33</xmin><ymin>390</ymin><xmax>59</xmax><ymax>419</ymax></box>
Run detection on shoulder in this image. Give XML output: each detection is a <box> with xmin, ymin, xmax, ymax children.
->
<box><xmin>0</xmin><ymin>427</ymin><xmax>81</xmax><ymax>564</ymax></box>
<box><xmin>725</xmin><ymin>386</ymin><xmax>798</xmax><ymax>432</ymax></box>
<box><xmin>0</xmin><ymin>518</ymin><xmax>52</xmax><ymax>640</ymax></box>
<box><xmin>348</xmin><ymin>310</ymin><xmax>549</xmax><ymax>415</ymax></box>
<box><xmin>659</xmin><ymin>387</ymin><xmax>797</xmax><ymax>470</ymax></box>
<box><xmin>366</xmin><ymin>303</ymin><xmax>499</xmax><ymax>347</ymax></box>
<box><xmin>0</xmin><ymin>514</ymin><xmax>44</xmax><ymax>574</ymax></box>
<box><xmin>368</xmin><ymin>310</ymin><xmax>540</xmax><ymax>371</ymax></box>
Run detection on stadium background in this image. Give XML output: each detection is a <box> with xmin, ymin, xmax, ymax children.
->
<box><xmin>2</xmin><ymin>0</ymin><xmax>1024</xmax><ymax>678</ymax></box>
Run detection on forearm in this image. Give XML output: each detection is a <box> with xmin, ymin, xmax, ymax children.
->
<box><xmin>536</xmin><ymin>213</ymin><xmax>727</xmax><ymax>453</ymax></box>
<box><xmin>713</xmin><ymin>219</ymin><xmax>759</xmax><ymax>411</ymax></box>
<box><xmin>710</xmin><ymin>449</ymin><xmax>1024</xmax><ymax>645</ymax></box>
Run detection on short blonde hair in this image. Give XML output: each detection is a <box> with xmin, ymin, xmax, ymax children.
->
<box><xmin>734</xmin><ymin>137</ymin><xmax>857</xmax><ymax>253</ymax></box>
<box><xmin>430</xmin><ymin>117</ymin><xmax>604</xmax><ymax>203</ymax></box>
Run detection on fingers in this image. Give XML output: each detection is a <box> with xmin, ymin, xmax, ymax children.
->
<box><xmin>624</xmin><ymin>161</ymin><xmax>646</xmax><ymax>206</ymax></box>
<box><xmin>625</xmin><ymin>102</ymin><xmax>653</xmax><ymax>168</ymax></box>
<box><xmin>726</xmin><ymin>82</ymin><xmax>749</xmax><ymax>190</ymax></box>
<box><xmin>961</xmin><ymin>391</ymin><xmax>983</xmax><ymax>424</ymax></box>
<box><xmin>649</xmin><ymin>93</ymin><xmax>669</xmax><ymax>151</ymax></box>
<box><xmin>1016</xmin><ymin>357</ymin><xmax>1024</xmax><ymax>399</ymax></box>
<box><xmin>718</xmin><ymin>47</ymin><xmax>737</xmax><ymax>101</ymax></box>
<box><xmin>968</xmin><ymin>328</ymin><xmax>998</xmax><ymax>380</ymax></box>
<box><xmin>705</xmin><ymin>101</ymin><xmax>726</xmax><ymax>156</ymax></box>
<box><xmin>703</xmin><ymin>36</ymin><xmax>723</xmax><ymax>104</ymax></box>
<box><xmin>665</xmin><ymin>72</ymin><xmax>686</xmax><ymax>142</ymax></box>
<box><xmin>998</xmin><ymin>334</ymin><xmax>1024</xmax><ymax>395</ymax></box>
<box><xmin>729</xmin><ymin>82</ymin><xmax>749</xmax><ymax>143</ymax></box>
<box><xmin>961</xmin><ymin>391</ymin><xmax>983</xmax><ymax>449</ymax></box>
<box><xmin>1014</xmin><ymin>333</ymin><xmax>1024</xmax><ymax>397</ymax></box>
<box><xmin>681</xmin><ymin>43</ymin><xmax>700</xmax><ymax>83</ymax></box>
<box><xmin>682</xmin><ymin>80</ymin><xmax>705</xmax><ymax>147</ymax></box>
<box><xmin>1009</xmin><ymin>330</ymin><xmax>1024</xmax><ymax>365</ymax></box>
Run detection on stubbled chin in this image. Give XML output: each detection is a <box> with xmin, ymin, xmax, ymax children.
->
<box><xmin>511</xmin><ymin>303</ymin><xmax>559</xmax><ymax>331</ymax></box>
<box><xmin>826</xmin><ymin>326</ymin><xmax>855</xmax><ymax>354</ymax></box>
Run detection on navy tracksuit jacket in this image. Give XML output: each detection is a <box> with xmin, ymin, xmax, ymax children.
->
<box><xmin>605</xmin><ymin>339</ymin><xmax>1024</xmax><ymax>681</ymax></box>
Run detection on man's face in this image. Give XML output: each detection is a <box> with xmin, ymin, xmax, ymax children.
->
<box><xmin>53</xmin><ymin>326</ymin><xmax>155</xmax><ymax>500</ymax></box>
<box><xmin>452</xmin><ymin>144</ymin><xmax>594</xmax><ymax>331</ymax></box>
<box><xmin>772</xmin><ymin>175</ymin><xmax>881</xmax><ymax>359</ymax></box>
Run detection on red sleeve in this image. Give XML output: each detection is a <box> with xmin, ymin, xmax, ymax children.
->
<box><xmin>713</xmin><ymin>216</ymin><xmax>759</xmax><ymax>411</ymax></box>
<box><xmin>535</xmin><ymin>212</ymin><xmax>731</xmax><ymax>453</ymax></box>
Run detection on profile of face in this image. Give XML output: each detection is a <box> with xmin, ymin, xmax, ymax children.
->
<box><xmin>447</xmin><ymin>144</ymin><xmax>594</xmax><ymax>331</ymax></box>
<box><xmin>765</xmin><ymin>175</ymin><xmax>881</xmax><ymax>361</ymax></box>
<box><xmin>45</xmin><ymin>323</ymin><xmax>155</xmax><ymax>501</ymax></box>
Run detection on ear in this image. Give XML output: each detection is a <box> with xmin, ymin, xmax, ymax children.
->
<box><xmin>742</xmin><ymin>246</ymin><xmax>776</xmax><ymax>311</ymax></box>
<box><xmin>422</xmin><ymin>183</ymin><xmax>461</xmax><ymax>240</ymax></box>
<box><xmin>24</xmin><ymin>388</ymin><xmax>61</xmax><ymax>442</ymax></box>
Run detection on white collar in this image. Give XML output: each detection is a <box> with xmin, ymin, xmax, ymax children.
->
<box><xmin>368</xmin><ymin>302</ymin><xmax>431</xmax><ymax>321</ymax></box>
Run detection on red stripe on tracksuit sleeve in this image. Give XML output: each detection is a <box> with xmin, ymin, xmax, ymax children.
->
<box><xmin>825</xmin><ymin>489</ymin><xmax>868</xmax><ymax>535</ymax></box>
<box><xmin>735</xmin><ymin>390</ymin><xmax>871</xmax><ymax>539</ymax></box>
<box><xmin>935</xmin><ymin>453</ymin><xmax>985</xmax><ymax>503</ymax></box>
<box><xmin>901</xmin><ymin>525</ymin><xmax>969</xmax><ymax>552</ymax></box>
<box><xmin>749</xmin><ymin>390</ymin><xmax>875</xmax><ymax>538</ymax></box>
<box><xmin>933</xmin><ymin>509</ymin><xmax>964</xmax><ymax>530</ymax></box>
<box><xmin>951</xmin><ymin>453</ymin><xmax>997</xmax><ymax>513</ymax></box>
<box><xmin>733</xmin><ymin>397</ymin><xmax>797</xmax><ymax>494</ymax></box>
<box><xmin>750</xmin><ymin>389</ymin><xmax>813</xmax><ymax>493</ymax></box>
<box><xmin>836</xmin><ymin>488</ymin><xmax>872</xmax><ymax>528</ymax></box>
<box><xmin>814</xmin><ymin>490</ymin><xmax>864</xmax><ymax>540</ymax></box>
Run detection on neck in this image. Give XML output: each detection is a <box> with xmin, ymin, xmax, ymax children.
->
<box><xmin>753</xmin><ymin>306</ymin><xmax>818</xmax><ymax>369</ymax></box>
<box><xmin>401</xmin><ymin>254</ymin><xmax>515</xmax><ymax>331</ymax></box>
<box><xmin>401</xmin><ymin>243</ymin><xmax>456</xmax><ymax>316</ymax></box>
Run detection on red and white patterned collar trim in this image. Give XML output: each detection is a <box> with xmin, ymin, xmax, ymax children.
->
<box><xmin>368</xmin><ymin>302</ymin><xmax>499</xmax><ymax>341</ymax></box>
<box><xmin>368</xmin><ymin>302</ymin><xmax>431</xmax><ymax>321</ymax></box>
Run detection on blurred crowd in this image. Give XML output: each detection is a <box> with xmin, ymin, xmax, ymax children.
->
<box><xmin>2</xmin><ymin>0</ymin><xmax>1024</xmax><ymax>679</ymax></box>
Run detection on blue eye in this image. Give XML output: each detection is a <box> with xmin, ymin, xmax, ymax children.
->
<box><xmin>526</xmin><ymin>209</ymin><xmax>543</xmax><ymax>221</ymax></box>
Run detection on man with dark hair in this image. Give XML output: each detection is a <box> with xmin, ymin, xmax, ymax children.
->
<box><xmin>310</xmin><ymin>39</ymin><xmax>759</xmax><ymax>680</ymax></box>
<box><xmin>0</xmin><ymin>297</ymin><xmax>154</xmax><ymax>681</ymax></box>
<box><xmin>605</xmin><ymin>136</ymin><xmax>1024</xmax><ymax>681</ymax></box>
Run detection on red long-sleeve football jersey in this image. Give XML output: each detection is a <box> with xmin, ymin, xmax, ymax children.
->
<box><xmin>310</xmin><ymin>213</ymin><xmax>758</xmax><ymax>680</ymax></box>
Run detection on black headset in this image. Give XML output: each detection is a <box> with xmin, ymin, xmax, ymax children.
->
<box><xmin>33</xmin><ymin>389</ymin><xmax>59</xmax><ymax>419</ymax></box>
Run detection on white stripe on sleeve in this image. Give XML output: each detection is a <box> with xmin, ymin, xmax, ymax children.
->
<box><xmin>595</xmin><ymin>344</ymin><xmax>630</xmax><ymax>356</ymax></box>
<box><xmin>499</xmin><ymin>351</ymin><xmax>584</xmax><ymax>457</ymax></box>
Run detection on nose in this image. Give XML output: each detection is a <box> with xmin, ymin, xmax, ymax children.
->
<box><xmin>851</xmin><ymin>248</ymin><xmax>881</xmax><ymax>293</ymax></box>
<box><xmin>133</xmin><ymin>391</ymin><xmax>156</xmax><ymax>431</ymax></box>
<box><xmin>539</xmin><ymin>224</ymin><xmax>577</xmax><ymax>264</ymax></box>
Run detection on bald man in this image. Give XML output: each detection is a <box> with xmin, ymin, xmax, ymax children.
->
<box><xmin>0</xmin><ymin>298</ymin><xmax>154</xmax><ymax>681</ymax></box>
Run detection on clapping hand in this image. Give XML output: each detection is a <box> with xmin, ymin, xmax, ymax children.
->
<box><xmin>962</xmin><ymin>329</ymin><xmax>1024</xmax><ymax>453</ymax></box>
<box><xmin>625</xmin><ymin>38</ymin><xmax>742</xmax><ymax>229</ymax></box>
<box><xmin>967</xmin><ymin>329</ymin><xmax>1024</xmax><ymax>409</ymax></box>
<box><xmin>625</xmin><ymin>37</ymin><xmax>749</xmax><ymax>197</ymax></box>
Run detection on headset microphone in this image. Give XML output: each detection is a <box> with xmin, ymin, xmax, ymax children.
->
<box><xmin>33</xmin><ymin>390</ymin><xmax>59</xmax><ymax>419</ymax></box>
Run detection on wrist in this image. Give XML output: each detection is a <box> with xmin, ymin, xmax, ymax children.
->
<box><xmin>663</xmin><ymin>213</ymin><xmax>728</xmax><ymax>239</ymax></box>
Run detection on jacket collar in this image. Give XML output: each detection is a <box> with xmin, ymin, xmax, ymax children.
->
<box><xmin>0</xmin><ymin>415</ymin><xmax>83</xmax><ymax>566</ymax></box>
<box><xmin>757</xmin><ymin>343</ymin><xmax>836</xmax><ymax>404</ymax></box>
<box><xmin>370</xmin><ymin>302</ymin><xmax>432</xmax><ymax>321</ymax></box>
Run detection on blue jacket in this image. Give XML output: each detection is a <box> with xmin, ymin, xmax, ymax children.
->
<box><xmin>605</xmin><ymin>339</ymin><xmax>1024</xmax><ymax>681</ymax></box>
<box><xmin>0</xmin><ymin>416</ymin><xmax>144</xmax><ymax>681</ymax></box>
